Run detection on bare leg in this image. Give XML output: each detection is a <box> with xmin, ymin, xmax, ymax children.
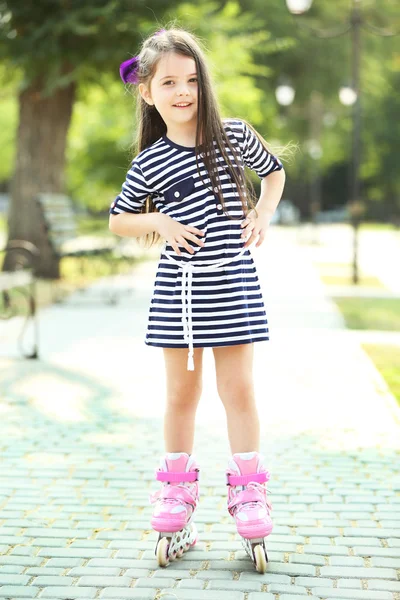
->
<box><xmin>213</xmin><ymin>343</ymin><xmax>260</xmax><ymax>454</ymax></box>
<box><xmin>163</xmin><ymin>347</ymin><xmax>204</xmax><ymax>454</ymax></box>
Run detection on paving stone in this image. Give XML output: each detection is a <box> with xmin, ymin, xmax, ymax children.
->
<box><xmin>335</xmin><ymin>537</ymin><xmax>381</xmax><ymax>546</ymax></box>
<box><xmin>368</xmin><ymin>580</ymin><xmax>400</xmax><ymax>591</ymax></box>
<box><xmin>0</xmin><ymin>587</ymin><xmax>39</xmax><ymax>597</ymax></box>
<box><xmin>303</xmin><ymin>546</ymin><xmax>349</xmax><ymax>556</ymax></box>
<box><xmin>320</xmin><ymin>566</ymin><xmax>397</xmax><ymax>579</ymax></box>
<box><xmin>0</xmin><ymin>565</ymin><xmax>25</xmax><ymax>575</ymax></box>
<box><xmin>39</xmin><ymin>589</ymin><xmax>98</xmax><ymax>598</ymax></box>
<box><xmin>295</xmin><ymin>577</ymin><xmax>333</xmax><ymax>587</ymax></box>
<box><xmin>176</xmin><ymin>579</ymin><xmax>206</xmax><ymax>589</ymax></box>
<box><xmin>337</xmin><ymin>579</ymin><xmax>362</xmax><ymax>588</ymax></box>
<box><xmin>159</xmin><ymin>591</ymin><xmax>245</xmax><ymax>600</ymax></box>
<box><xmin>311</xmin><ymin>589</ymin><xmax>392</xmax><ymax>599</ymax></box>
<box><xmin>194</xmin><ymin>570</ymin><xmax>235</xmax><ymax>580</ymax></box>
<box><xmin>289</xmin><ymin>554</ymin><xmax>326</xmax><ymax>566</ymax></box>
<box><xmin>278</xmin><ymin>596</ymin><xmax>312</xmax><ymax>600</ymax></box>
<box><xmin>134</xmin><ymin>577</ymin><xmax>176</xmax><ymax>587</ymax></box>
<box><xmin>46</xmin><ymin>558</ymin><xmax>85</xmax><ymax>568</ymax></box>
<box><xmin>0</xmin><ymin>574</ymin><xmax>31</xmax><ymax>585</ymax></box>
<box><xmin>67</xmin><ymin>567</ymin><xmax>121</xmax><ymax>576</ymax></box>
<box><xmin>206</xmin><ymin>580</ymin><xmax>263</xmax><ymax>591</ymax></box>
<box><xmin>37</xmin><ymin>548</ymin><xmax>112</xmax><ymax>558</ymax></box>
<box><xmin>353</xmin><ymin>547</ymin><xmax>400</xmax><ymax>558</ymax></box>
<box><xmin>25</xmin><ymin>568</ymin><xmax>64</xmax><ymax>575</ymax></box>
<box><xmin>0</xmin><ymin>556</ymin><xmax>42</xmax><ymax>566</ymax></box>
<box><xmin>330</xmin><ymin>556</ymin><xmax>364</xmax><ymax>566</ymax></box>
<box><xmin>257</xmin><ymin>563</ymin><xmax>316</xmax><ymax>577</ymax></box>
<box><xmin>370</xmin><ymin>556</ymin><xmax>400</xmax><ymax>568</ymax></box>
<box><xmin>240</xmin><ymin>572</ymin><xmax>291</xmax><ymax>583</ymax></box>
<box><xmin>100</xmin><ymin>588</ymin><xmax>156</xmax><ymax>598</ymax></box>
<box><xmin>267</xmin><ymin>583</ymin><xmax>308</xmax><ymax>594</ymax></box>
<box><xmin>297</xmin><ymin>527</ymin><xmax>341</xmax><ymax>536</ymax></box>
<box><xmin>343</xmin><ymin>528</ymin><xmax>395</xmax><ymax>538</ymax></box>
<box><xmin>31</xmin><ymin>576</ymin><xmax>74</xmax><ymax>586</ymax></box>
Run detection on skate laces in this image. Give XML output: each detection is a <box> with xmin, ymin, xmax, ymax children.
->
<box><xmin>150</xmin><ymin>482</ymin><xmax>198</xmax><ymax>507</ymax></box>
<box><xmin>228</xmin><ymin>481</ymin><xmax>271</xmax><ymax>513</ymax></box>
<box><xmin>244</xmin><ymin>482</ymin><xmax>270</xmax><ymax>510</ymax></box>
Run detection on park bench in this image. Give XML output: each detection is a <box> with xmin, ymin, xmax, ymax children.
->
<box><xmin>0</xmin><ymin>240</ymin><xmax>39</xmax><ymax>359</ymax></box>
<box><xmin>36</xmin><ymin>193</ymin><xmax>124</xmax><ymax>303</ymax></box>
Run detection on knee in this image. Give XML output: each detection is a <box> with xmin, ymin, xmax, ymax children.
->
<box><xmin>167</xmin><ymin>380</ymin><xmax>202</xmax><ymax>411</ymax></box>
<box><xmin>217</xmin><ymin>378</ymin><xmax>255</xmax><ymax>411</ymax></box>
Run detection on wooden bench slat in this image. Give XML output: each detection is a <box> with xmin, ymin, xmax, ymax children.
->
<box><xmin>37</xmin><ymin>193</ymin><xmax>116</xmax><ymax>259</ymax></box>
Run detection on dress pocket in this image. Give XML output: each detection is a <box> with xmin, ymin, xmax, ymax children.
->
<box><xmin>164</xmin><ymin>176</ymin><xmax>195</xmax><ymax>204</ymax></box>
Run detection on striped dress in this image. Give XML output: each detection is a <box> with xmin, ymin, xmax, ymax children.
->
<box><xmin>110</xmin><ymin>118</ymin><xmax>283</xmax><ymax>361</ymax></box>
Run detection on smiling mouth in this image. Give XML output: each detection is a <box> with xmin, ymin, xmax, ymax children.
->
<box><xmin>173</xmin><ymin>103</ymin><xmax>192</xmax><ymax>107</ymax></box>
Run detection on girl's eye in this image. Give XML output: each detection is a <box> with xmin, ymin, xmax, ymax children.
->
<box><xmin>163</xmin><ymin>78</ymin><xmax>198</xmax><ymax>85</ymax></box>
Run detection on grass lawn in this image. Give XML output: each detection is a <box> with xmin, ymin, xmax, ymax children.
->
<box><xmin>334</xmin><ymin>297</ymin><xmax>400</xmax><ymax>331</ymax></box>
<box><xmin>362</xmin><ymin>344</ymin><xmax>400</xmax><ymax>406</ymax></box>
<box><xmin>315</xmin><ymin>263</ymin><xmax>386</xmax><ymax>288</ymax></box>
<box><xmin>320</xmin><ymin>274</ymin><xmax>385</xmax><ymax>287</ymax></box>
<box><xmin>360</xmin><ymin>223</ymin><xmax>398</xmax><ymax>231</ymax></box>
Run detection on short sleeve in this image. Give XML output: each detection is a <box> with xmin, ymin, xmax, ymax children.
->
<box><xmin>240</xmin><ymin>120</ymin><xmax>283</xmax><ymax>179</ymax></box>
<box><xmin>109</xmin><ymin>160</ymin><xmax>154</xmax><ymax>215</ymax></box>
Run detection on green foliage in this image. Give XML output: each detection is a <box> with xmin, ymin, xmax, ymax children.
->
<box><xmin>335</xmin><ymin>297</ymin><xmax>400</xmax><ymax>331</ymax></box>
<box><xmin>66</xmin><ymin>1</ymin><xmax>292</xmax><ymax>211</ymax></box>
<box><xmin>362</xmin><ymin>344</ymin><xmax>400</xmax><ymax>406</ymax></box>
<box><xmin>66</xmin><ymin>75</ymin><xmax>134</xmax><ymax>210</ymax></box>
<box><xmin>1</xmin><ymin>0</ymin><xmax>399</xmax><ymax>217</ymax></box>
<box><xmin>0</xmin><ymin>64</ymin><xmax>19</xmax><ymax>182</ymax></box>
<box><xmin>0</xmin><ymin>1</ymin><xmax>167</xmax><ymax>90</ymax></box>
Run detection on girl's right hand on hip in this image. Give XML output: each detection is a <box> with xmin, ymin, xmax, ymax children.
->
<box><xmin>157</xmin><ymin>213</ymin><xmax>205</xmax><ymax>256</ymax></box>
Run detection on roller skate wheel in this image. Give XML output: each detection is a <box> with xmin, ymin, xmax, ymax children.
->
<box><xmin>176</xmin><ymin>548</ymin><xmax>184</xmax><ymax>558</ymax></box>
<box><xmin>156</xmin><ymin>536</ymin><xmax>170</xmax><ymax>568</ymax></box>
<box><xmin>253</xmin><ymin>543</ymin><xmax>268</xmax><ymax>574</ymax></box>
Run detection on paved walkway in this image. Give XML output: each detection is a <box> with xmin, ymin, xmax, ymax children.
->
<box><xmin>0</xmin><ymin>227</ymin><xmax>399</xmax><ymax>600</ymax></box>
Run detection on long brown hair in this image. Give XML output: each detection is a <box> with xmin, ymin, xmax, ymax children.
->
<box><xmin>127</xmin><ymin>26</ymin><xmax>282</xmax><ymax>245</ymax></box>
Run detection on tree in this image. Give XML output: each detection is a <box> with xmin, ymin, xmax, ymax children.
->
<box><xmin>0</xmin><ymin>0</ymin><xmax>177</xmax><ymax>276</ymax></box>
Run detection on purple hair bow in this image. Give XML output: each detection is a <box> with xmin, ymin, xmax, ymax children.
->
<box><xmin>119</xmin><ymin>56</ymin><xmax>140</xmax><ymax>85</ymax></box>
<box><xmin>119</xmin><ymin>30</ymin><xmax>166</xmax><ymax>84</ymax></box>
<box><xmin>119</xmin><ymin>29</ymin><xmax>166</xmax><ymax>85</ymax></box>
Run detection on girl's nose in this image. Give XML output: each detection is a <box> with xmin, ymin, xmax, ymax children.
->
<box><xmin>176</xmin><ymin>84</ymin><xmax>191</xmax><ymax>96</ymax></box>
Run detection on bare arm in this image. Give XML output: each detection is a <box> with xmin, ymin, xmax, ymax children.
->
<box><xmin>109</xmin><ymin>212</ymin><xmax>205</xmax><ymax>255</ymax></box>
<box><xmin>242</xmin><ymin>168</ymin><xmax>286</xmax><ymax>248</ymax></box>
<box><xmin>109</xmin><ymin>212</ymin><xmax>163</xmax><ymax>238</ymax></box>
<box><xmin>257</xmin><ymin>168</ymin><xmax>286</xmax><ymax>219</ymax></box>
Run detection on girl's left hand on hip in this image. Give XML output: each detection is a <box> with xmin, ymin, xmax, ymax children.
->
<box><xmin>241</xmin><ymin>209</ymin><xmax>271</xmax><ymax>248</ymax></box>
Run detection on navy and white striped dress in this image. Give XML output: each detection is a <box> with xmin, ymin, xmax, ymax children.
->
<box><xmin>110</xmin><ymin>118</ymin><xmax>283</xmax><ymax>355</ymax></box>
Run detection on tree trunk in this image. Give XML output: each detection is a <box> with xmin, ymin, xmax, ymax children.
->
<box><xmin>7</xmin><ymin>72</ymin><xmax>76</xmax><ymax>278</ymax></box>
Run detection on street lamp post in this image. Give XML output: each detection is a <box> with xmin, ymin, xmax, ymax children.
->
<box><xmin>285</xmin><ymin>0</ymin><xmax>398</xmax><ymax>284</ymax></box>
<box><xmin>275</xmin><ymin>82</ymin><xmax>323</xmax><ymax>242</ymax></box>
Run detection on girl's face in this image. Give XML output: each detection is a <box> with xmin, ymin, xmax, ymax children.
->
<box><xmin>140</xmin><ymin>52</ymin><xmax>198</xmax><ymax>132</ymax></box>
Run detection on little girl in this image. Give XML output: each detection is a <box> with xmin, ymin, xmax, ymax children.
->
<box><xmin>109</xmin><ymin>26</ymin><xmax>286</xmax><ymax>572</ymax></box>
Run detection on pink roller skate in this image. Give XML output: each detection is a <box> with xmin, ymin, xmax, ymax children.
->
<box><xmin>226</xmin><ymin>451</ymin><xmax>272</xmax><ymax>573</ymax></box>
<box><xmin>150</xmin><ymin>452</ymin><xmax>200</xmax><ymax>567</ymax></box>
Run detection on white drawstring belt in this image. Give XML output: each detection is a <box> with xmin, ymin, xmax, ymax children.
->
<box><xmin>164</xmin><ymin>243</ymin><xmax>255</xmax><ymax>370</ymax></box>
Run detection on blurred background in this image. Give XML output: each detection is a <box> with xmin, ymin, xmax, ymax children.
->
<box><xmin>0</xmin><ymin>0</ymin><xmax>399</xmax><ymax>405</ymax></box>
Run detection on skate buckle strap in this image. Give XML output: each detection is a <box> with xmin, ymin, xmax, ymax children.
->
<box><xmin>226</xmin><ymin>471</ymin><xmax>269</xmax><ymax>486</ymax></box>
<box><xmin>156</xmin><ymin>469</ymin><xmax>200</xmax><ymax>483</ymax></box>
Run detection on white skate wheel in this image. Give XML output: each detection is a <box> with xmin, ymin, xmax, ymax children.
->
<box><xmin>156</xmin><ymin>536</ymin><xmax>170</xmax><ymax>567</ymax></box>
<box><xmin>176</xmin><ymin>547</ymin><xmax>184</xmax><ymax>558</ymax></box>
<box><xmin>254</xmin><ymin>544</ymin><xmax>268</xmax><ymax>573</ymax></box>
